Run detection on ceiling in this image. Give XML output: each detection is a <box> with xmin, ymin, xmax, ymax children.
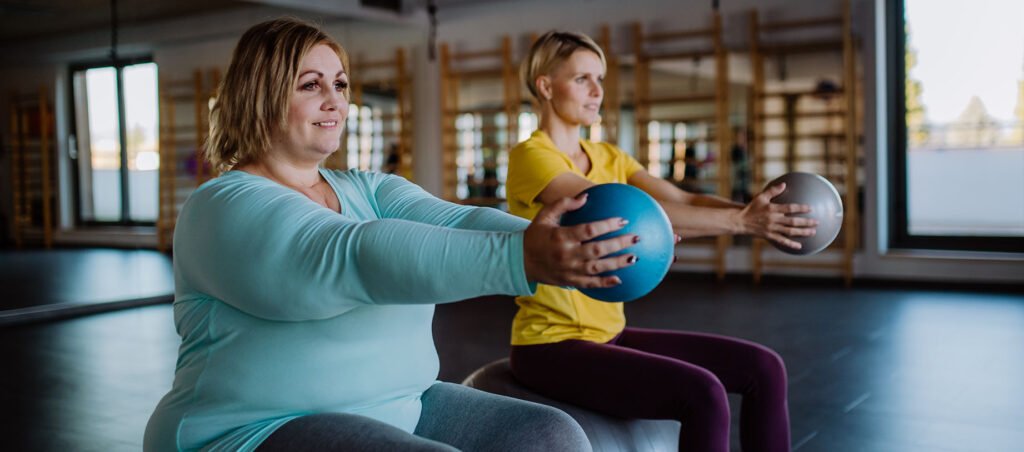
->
<box><xmin>0</xmin><ymin>0</ymin><xmax>507</xmax><ymax>45</ymax></box>
<box><xmin>0</xmin><ymin>0</ymin><xmax>247</xmax><ymax>44</ymax></box>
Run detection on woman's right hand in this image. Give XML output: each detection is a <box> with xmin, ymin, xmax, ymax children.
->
<box><xmin>522</xmin><ymin>194</ymin><xmax>639</xmax><ymax>288</ymax></box>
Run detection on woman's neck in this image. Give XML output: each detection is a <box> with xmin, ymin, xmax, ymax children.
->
<box><xmin>539</xmin><ymin>111</ymin><xmax>583</xmax><ymax>157</ymax></box>
<box><xmin>239</xmin><ymin>154</ymin><xmax>322</xmax><ymax>189</ymax></box>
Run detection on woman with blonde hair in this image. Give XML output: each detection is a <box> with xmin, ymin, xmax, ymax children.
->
<box><xmin>144</xmin><ymin>19</ymin><xmax>634</xmax><ymax>452</ymax></box>
<box><xmin>506</xmin><ymin>30</ymin><xmax>812</xmax><ymax>452</ymax></box>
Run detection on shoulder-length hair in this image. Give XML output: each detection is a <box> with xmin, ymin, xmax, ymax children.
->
<box><xmin>206</xmin><ymin>18</ymin><xmax>349</xmax><ymax>173</ymax></box>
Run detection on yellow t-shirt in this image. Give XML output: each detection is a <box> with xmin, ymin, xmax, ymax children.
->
<box><xmin>506</xmin><ymin>130</ymin><xmax>645</xmax><ymax>345</ymax></box>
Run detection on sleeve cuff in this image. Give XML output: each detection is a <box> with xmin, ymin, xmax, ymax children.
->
<box><xmin>507</xmin><ymin>232</ymin><xmax>538</xmax><ymax>296</ymax></box>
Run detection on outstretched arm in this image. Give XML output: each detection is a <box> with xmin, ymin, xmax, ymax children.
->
<box><xmin>175</xmin><ymin>178</ymin><xmax>634</xmax><ymax>322</ymax></box>
<box><xmin>535</xmin><ymin>170</ymin><xmax>816</xmax><ymax>249</ymax></box>
<box><xmin>370</xmin><ymin>173</ymin><xmax>528</xmax><ymax>233</ymax></box>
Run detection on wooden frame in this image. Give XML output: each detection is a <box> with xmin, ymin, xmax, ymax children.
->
<box><xmin>439</xmin><ymin>36</ymin><xmax>520</xmax><ymax>205</ymax></box>
<box><xmin>156</xmin><ymin>69</ymin><xmax>219</xmax><ymax>252</ymax></box>
<box><xmin>337</xmin><ymin>48</ymin><xmax>414</xmax><ymax>180</ymax></box>
<box><xmin>748</xmin><ymin>0</ymin><xmax>860</xmax><ymax>285</ymax></box>
<box><xmin>7</xmin><ymin>87</ymin><xmax>55</xmax><ymax>248</ymax></box>
<box><xmin>632</xmin><ymin>12</ymin><xmax>732</xmax><ymax>280</ymax></box>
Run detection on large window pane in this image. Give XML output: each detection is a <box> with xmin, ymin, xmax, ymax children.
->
<box><xmin>83</xmin><ymin>67</ymin><xmax>122</xmax><ymax>222</ymax></box>
<box><xmin>904</xmin><ymin>0</ymin><xmax>1024</xmax><ymax>237</ymax></box>
<box><xmin>123</xmin><ymin>63</ymin><xmax>160</xmax><ymax>222</ymax></box>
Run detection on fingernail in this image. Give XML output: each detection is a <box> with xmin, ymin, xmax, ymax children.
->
<box><xmin>619</xmin><ymin>218</ymin><xmax>629</xmax><ymax>226</ymax></box>
<box><xmin>627</xmin><ymin>255</ymin><xmax>638</xmax><ymax>264</ymax></box>
<box><xmin>612</xmin><ymin>276</ymin><xmax>622</xmax><ymax>285</ymax></box>
<box><xmin>632</xmin><ymin>235</ymin><xmax>641</xmax><ymax>244</ymax></box>
<box><xmin>577</xmin><ymin>193</ymin><xmax>589</xmax><ymax>201</ymax></box>
<box><xmin>675</xmin><ymin>234</ymin><xmax>682</xmax><ymax>243</ymax></box>
<box><xmin>673</xmin><ymin>256</ymin><xmax>678</xmax><ymax>263</ymax></box>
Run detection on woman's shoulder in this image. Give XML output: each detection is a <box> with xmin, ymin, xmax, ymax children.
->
<box><xmin>190</xmin><ymin>170</ymin><xmax>283</xmax><ymax>200</ymax></box>
<box><xmin>319</xmin><ymin>167</ymin><xmax>400</xmax><ymax>190</ymax></box>
<box><xmin>511</xmin><ymin>131</ymin><xmax>559</xmax><ymax>156</ymax></box>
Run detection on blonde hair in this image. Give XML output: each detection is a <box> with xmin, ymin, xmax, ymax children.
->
<box><xmin>206</xmin><ymin>18</ymin><xmax>349</xmax><ymax>173</ymax></box>
<box><xmin>520</xmin><ymin>30</ymin><xmax>606</xmax><ymax>101</ymax></box>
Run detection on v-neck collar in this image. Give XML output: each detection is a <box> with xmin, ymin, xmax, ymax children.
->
<box><xmin>535</xmin><ymin>130</ymin><xmax>595</xmax><ymax>177</ymax></box>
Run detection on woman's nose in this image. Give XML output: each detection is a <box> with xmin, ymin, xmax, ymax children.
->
<box><xmin>323</xmin><ymin>91</ymin><xmax>346</xmax><ymax>111</ymax></box>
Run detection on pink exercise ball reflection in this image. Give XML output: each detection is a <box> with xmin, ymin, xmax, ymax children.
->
<box><xmin>767</xmin><ymin>172</ymin><xmax>844</xmax><ymax>255</ymax></box>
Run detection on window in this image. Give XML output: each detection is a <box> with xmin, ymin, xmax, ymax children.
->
<box><xmin>69</xmin><ymin>59</ymin><xmax>159</xmax><ymax>225</ymax></box>
<box><xmin>889</xmin><ymin>0</ymin><xmax>1024</xmax><ymax>252</ymax></box>
<box><xmin>453</xmin><ymin>109</ymin><xmax>535</xmax><ymax>203</ymax></box>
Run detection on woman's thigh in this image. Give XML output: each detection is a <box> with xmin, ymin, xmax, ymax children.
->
<box><xmin>510</xmin><ymin>339</ymin><xmax>728</xmax><ymax>421</ymax></box>
<box><xmin>415</xmin><ymin>382</ymin><xmax>591</xmax><ymax>452</ymax></box>
<box><xmin>257</xmin><ymin>412</ymin><xmax>456</xmax><ymax>452</ymax></box>
<box><xmin>616</xmin><ymin>327</ymin><xmax>787</xmax><ymax>393</ymax></box>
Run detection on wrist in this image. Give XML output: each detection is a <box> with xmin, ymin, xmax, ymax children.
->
<box><xmin>730</xmin><ymin>208</ymin><xmax>747</xmax><ymax>235</ymax></box>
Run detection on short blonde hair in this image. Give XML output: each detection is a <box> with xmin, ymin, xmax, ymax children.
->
<box><xmin>520</xmin><ymin>30</ymin><xmax>606</xmax><ymax>101</ymax></box>
<box><xmin>206</xmin><ymin>18</ymin><xmax>349</xmax><ymax>173</ymax></box>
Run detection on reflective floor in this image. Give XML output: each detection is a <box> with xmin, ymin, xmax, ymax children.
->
<box><xmin>1</xmin><ymin>251</ymin><xmax>1022</xmax><ymax>451</ymax></box>
<box><xmin>0</xmin><ymin>249</ymin><xmax>173</xmax><ymax>324</ymax></box>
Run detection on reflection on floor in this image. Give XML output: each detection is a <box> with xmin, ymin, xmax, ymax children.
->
<box><xmin>1</xmin><ymin>269</ymin><xmax>1022</xmax><ymax>451</ymax></box>
<box><xmin>0</xmin><ymin>249</ymin><xmax>173</xmax><ymax>325</ymax></box>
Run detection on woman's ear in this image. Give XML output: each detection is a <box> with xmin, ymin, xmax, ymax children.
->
<box><xmin>536</xmin><ymin>76</ymin><xmax>553</xmax><ymax>101</ymax></box>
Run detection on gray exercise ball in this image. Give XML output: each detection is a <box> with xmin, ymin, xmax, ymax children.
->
<box><xmin>767</xmin><ymin>172</ymin><xmax>844</xmax><ymax>255</ymax></box>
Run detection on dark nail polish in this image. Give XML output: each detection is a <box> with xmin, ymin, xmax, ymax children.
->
<box><xmin>627</xmin><ymin>255</ymin><xmax>638</xmax><ymax>264</ymax></box>
<box><xmin>673</xmin><ymin>256</ymin><xmax>678</xmax><ymax>263</ymax></box>
<box><xmin>632</xmin><ymin>235</ymin><xmax>641</xmax><ymax>244</ymax></box>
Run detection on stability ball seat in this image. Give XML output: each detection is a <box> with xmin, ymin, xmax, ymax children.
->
<box><xmin>463</xmin><ymin>358</ymin><xmax>679</xmax><ymax>452</ymax></box>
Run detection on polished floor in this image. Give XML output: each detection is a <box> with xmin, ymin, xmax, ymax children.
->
<box><xmin>1</xmin><ymin>250</ymin><xmax>1023</xmax><ymax>451</ymax></box>
<box><xmin>0</xmin><ymin>249</ymin><xmax>173</xmax><ymax>325</ymax></box>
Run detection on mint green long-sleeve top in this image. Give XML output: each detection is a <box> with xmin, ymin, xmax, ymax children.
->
<box><xmin>144</xmin><ymin>169</ymin><xmax>533</xmax><ymax>451</ymax></box>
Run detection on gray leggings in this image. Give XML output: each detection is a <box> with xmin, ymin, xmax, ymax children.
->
<box><xmin>256</xmin><ymin>382</ymin><xmax>592</xmax><ymax>452</ymax></box>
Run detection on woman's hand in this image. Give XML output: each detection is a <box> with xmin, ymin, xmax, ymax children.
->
<box><xmin>523</xmin><ymin>194</ymin><xmax>638</xmax><ymax>288</ymax></box>
<box><xmin>739</xmin><ymin>182</ymin><xmax>818</xmax><ymax>250</ymax></box>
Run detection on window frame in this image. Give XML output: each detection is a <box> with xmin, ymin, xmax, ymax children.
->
<box><xmin>886</xmin><ymin>0</ymin><xmax>1024</xmax><ymax>253</ymax></box>
<box><xmin>67</xmin><ymin>55</ymin><xmax>157</xmax><ymax>227</ymax></box>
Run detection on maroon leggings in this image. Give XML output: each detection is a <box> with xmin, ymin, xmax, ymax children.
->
<box><xmin>510</xmin><ymin>327</ymin><xmax>790</xmax><ymax>452</ymax></box>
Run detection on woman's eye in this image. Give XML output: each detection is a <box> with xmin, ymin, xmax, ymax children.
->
<box><xmin>335</xmin><ymin>81</ymin><xmax>349</xmax><ymax>91</ymax></box>
<box><xmin>302</xmin><ymin>81</ymin><xmax>319</xmax><ymax>90</ymax></box>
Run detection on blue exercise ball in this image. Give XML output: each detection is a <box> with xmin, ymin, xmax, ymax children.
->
<box><xmin>766</xmin><ymin>172</ymin><xmax>844</xmax><ymax>255</ymax></box>
<box><xmin>559</xmin><ymin>183</ymin><xmax>675</xmax><ymax>302</ymax></box>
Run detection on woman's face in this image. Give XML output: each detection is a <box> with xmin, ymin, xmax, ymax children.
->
<box><xmin>545</xmin><ymin>49</ymin><xmax>605</xmax><ymax>127</ymax></box>
<box><xmin>272</xmin><ymin>44</ymin><xmax>349</xmax><ymax>163</ymax></box>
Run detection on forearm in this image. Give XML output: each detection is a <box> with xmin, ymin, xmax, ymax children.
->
<box><xmin>661</xmin><ymin>201</ymin><xmax>743</xmax><ymax>239</ymax></box>
<box><xmin>688</xmin><ymin>192</ymin><xmax>744</xmax><ymax>209</ymax></box>
<box><xmin>375</xmin><ymin>174</ymin><xmax>527</xmax><ymax>233</ymax></box>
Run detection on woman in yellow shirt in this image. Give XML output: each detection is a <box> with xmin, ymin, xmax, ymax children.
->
<box><xmin>506</xmin><ymin>31</ymin><xmax>817</xmax><ymax>452</ymax></box>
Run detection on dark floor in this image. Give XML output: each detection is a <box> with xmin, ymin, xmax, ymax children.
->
<box><xmin>0</xmin><ymin>249</ymin><xmax>173</xmax><ymax>325</ymax></box>
<box><xmin>1</xmin><ymin>250</ymin><xmax>1023</xmax><ymax>451</ymax></box>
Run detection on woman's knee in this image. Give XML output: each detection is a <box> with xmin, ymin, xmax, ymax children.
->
<box><xmin>672</xmin><ymin>368</ymin><xmax>730</xmax><ymax>423</ymax></box>
<box><xmin>258</xmin><ymin>412</ymin><xmax>457</xmax><ymax>452</ymax></box>
<box><xmin>749</xmin><ymin>345</ymin><xmax>788</xmax><ymax>391</ymax></box>
<box><xmin>511</xmin><ymin>403</ymin><xmax>591</xmax><ymax>452</ymax></box>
